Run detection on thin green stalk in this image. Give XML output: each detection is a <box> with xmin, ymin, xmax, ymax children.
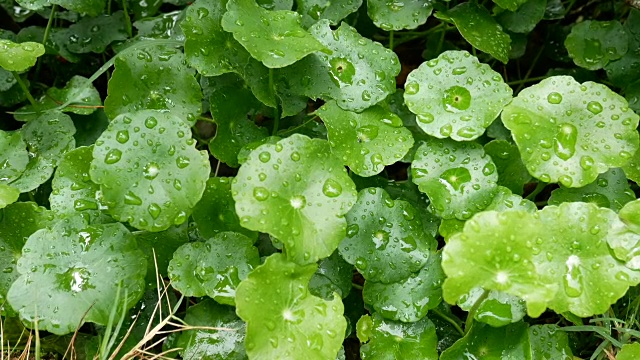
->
<box><xmin>507</xmin><ymin>75</ymin><xmax>547</xmax><ymax>86</ymax></box>
<box><xmin>42</xmin><ymin>5</ymin><xmax>57</xmax><ymax>48</ymax></box>
<box><xmin>35</xmin><ymin>317</ymin><xmax>41</xmax><ymax>360</ymax></box>
<box><xmin>431</xmin><ymin>308</ymin><xmax>464</xmax><ymax>336</ymax></box>
<box><xmin>107</xmin><ymin>0</ymin><xmax>112</xmax><ymax>14</ymax></box>
<box><xmin>279</xmin><ymin>115</ymin><xmax>318</xmax><ymax>136</ymax></box>
<box><xmin>465</xmin><ymin>288</ymin><xmax>489</xmax><ymax>334</ymax></box>
<box><xmin>389</xmin><ymin>30</ymin><xmax>394</xmax><ymax>51</ymax></box>
<box><xmin>516</xmin><ymin>45</ymin><xmax>544</xmax><ymax>93</ymax></box>
<box><xmin>214</xmin><ymin>160</ymin><xmax>221</xmax><ymax>177</ymax></box>
<box><xmin>121</xmin><ymin>0</ymin><xmax>133</xmax><ymax>38</ymax></box>
<box><xmin>526</xmin><ymin>181</ymin><xmax>547</xmax><ymax>201</ymax></box>
<box><xmin>269</xmin><ymin>68</ymin><xmax>280</xmax><ymax>134</ymax></box>
<box><xmin>12</xmin><ymin>72</ymin><xmax>37</xmax><ymax>107</ymax></box>
<box><xmin>352</xmin><ymin>283</ymin><xmax>363</xmax><ymax>290</ymax></box>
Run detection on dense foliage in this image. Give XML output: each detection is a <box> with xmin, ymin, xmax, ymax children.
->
<box><xmin>2</xmin><ymin>0</ymin><xmax>640</xmax><ymax>359</ymax></box>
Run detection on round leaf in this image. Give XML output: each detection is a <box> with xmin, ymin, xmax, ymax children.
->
<box><xmin>367</xmin><ymin>0</ymin><xmax>433</xmax><ymax>31</ymax></box>
<box><xmin>309</xmin><ymin>250</ymin><xmax>353</xmax><ymax>300</ymax></box>
<box><xmin>565</xmin><ymin>20</ymin><xmax>628</xmax><ymax>70</ymax></box>
<box><xmin>134</xmin><ymin>224</ymin><xmax>189</xmax><ymax>287</ymax></box>
<box><xmin>7</xmin><ymin>216</ymin><xmax>146</xmax><ymax>335</ymax></box>
<box><xmin>0</xmin><ymin>130</ymin><xmax>29</xmax><ymax>184</ymax></box>
<box><xmin>411</xmin><ymin>138</ymin><xmax>499</xmax><ymax>220</ymax></box>
<box><xmin>64</xmin><ymin>11</ymin><xmax>129</xmax><ymax>54</ymax></box>
<box><xmin>0</xmin><ymin>39</ymin><xmax>44</xmax><ymax>72</ymax></box>
<box><xmin>528</xmin><ymin>325</ymin><xmax>573</xmax><ymax>359</ymax></box>
<box><xmin>280</xmin><ymin>20</ymin><xmax>401</xmax><ymax>112</ymax></box>
<box><xmin>605</xmin><ymin>9</ymin><xmax>640</xmax><ymax>88</ymax></box>
<box><xmin>363</xmin><ymin>252</ymin><xmax>444</xmax><ymax>322</ymax></box>
<box><xmin>296</xmin><ymin>0</ymin><xmax>362</xmax><ymax>28</ymax></box>
<box><xmin>221</xmin><ymin>0</ymin><xmax>326</xmax><ymax>68</ymax></box>
<box><xmin>90</xmin><ymin>110</ymin><xmax>210</xmax><ymax>231</ymax></box>
<box><xmin>622</xmin><ymin>145</ymin><xmax>640</xmax><ymax>184</ymax></box>
<box><xmin>458</xmin><ymin>288</ymin><xmax>526</xmax><ymax>327</ymax></box>
<box><xmin>548</xmin><ymin>168</ymin><xmax>635</xmax><ymax>211</ymax></box>
<box><xmin>51</xmin><ymin>0</ymin><xmax>106</xmax><ymax>17</ymax></box>
<box><xmin>168</xmin><ymin>232</ymin><xmax>260</xmax><ymax>305</ymax></box>
<box><xmin>339</xmin><ymin>187</ymin><xmax>435</xmax><ymax>283</ymax></box>
<box><xmin>403</xmin><ymin>50</ymin><xmax>513</xmax><ymax>141</ymax></box>
<box><xmin>357</xmin><ymin>313</ymin><xmax>438</xmax><ymax>360</ymax></box>
<box><xmin>619</xmin><ymin>199</ymin><xmax>640</xmax><ymax>234</ymax></box>
<box><xmin>501</xmin><ymin>76</ymin><xmax>640</xmax><ymax>187</ymax></box>
<box><xmin>484</xmin><ymin>140</ymin><xmax>531</xmax><ymax>194</ymax></box>
<box><xmin>440</xmin><ymin>321</ymin><xmax>531</xmax><ymax>360</ymax></box>
<box><xmin>176</xmin><ymin>299</ymin><xmax>247</xmax><ymax>360</ymax></box>
<box><xmin>618</xmin><ymin>343</ymin><xmax>640</xmax><ymax>360</ymax></box>
<box><xmin>192</xmin><ymin>177</ymin><xmax>258</xmax><ymax>240</ymax></box>
<box><xmin>104</xmin><ymin>46</ymin><xmax>202</xmax><ymax>123</ymax></box>
<box><xmin>232</xmin><ymin>134</ymin><xmax>357</xmax><ymax>265</ymax></box>
<box><xmin>493</xmin><ymin>0</ymin><xmax>527</xmax><ymax>11</ymax></box>
<box><xmin>441</xmin><ymin>2</ymin><xmax>511</xmax><ymax>63</ymax></box>
<box><xmin>0</xmin><ymin>184</ymin><xmax>19</xmax><ymax>209</ymax></box>
<box><xmin>496</xmin><ymin>0</ymin><xmax>547</xmax><ymax>34</ymax></box>
<box><xmin>317</xmin><ymin>101</ymin><xmax>414</xmax><ymax>176</ymax></box>
<box><xmin>235</xmin><ymin>253</ymin><xmax>346</xmax><ymax>360</ymax></box>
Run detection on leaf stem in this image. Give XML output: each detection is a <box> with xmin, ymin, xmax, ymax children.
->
<box><xmin>431</xmin><ymin>308</ymin><xmax>464</xmax><ymax>336</ymax></box>
<box><xmin>121</xmin><ymin>0</ymin><xmax>133</xmax><ymax>38</ymax></box>
<box><xmin>269</xmin><ymin>68</ymin><xmax>280</xmax><ymax>134</ymax></box>
<box><xmin>12</xmin><ymin>72</ymin><xmax>37</xmax><ymax>107</ymax></box>
<box><xmin>526</xmin><ymin>182</ymin><xmax>547</xmax><ymax>201</ymax></box>
<box><xmin>506</xmin><ymin>75</ymin><xmax>548</xmax><ymax>86</ymax></box>
<box><xmin>42</xmin><ymin>5</ymin><xmax>56</xmax><ymax>49</ymax></box>
<box><xmin>515</xmin><ymin>45</ymin><xmax>544</xmax><ymax>93</ymax></box>
<box><xmin>351</xmin><ymin>282</ymin><xmax>363</xmax><ymax>290</ymax></box>
<box><xmin>388</xmin><ymin>30</ymin><xmax>394</xmax><ymax>51</ymax></box>
<box><xmin>279</xmin><ymin>115</ymin><xmax>318</xmax><ymax>136</ymax></box>
<box><xmin>465</xmin><ymin>288</ymin><xmax>489</xmax><ymax>334</ymax></box>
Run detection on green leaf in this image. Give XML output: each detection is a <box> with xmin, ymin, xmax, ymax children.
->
<box><xmin>232</xmin><ymin>134</ymin><xmax>357</xmax><ymax>265</ymax></box>
<box><xmin>296</xmin><ymin>0</ymin><xmax>362</xmax><ymax>28</ymax></box>
<box><xmin>15</xmin><ymin>75</ymin><xmax>102</xmax><ymax>122</ymax></box>
<box><xmin>496</xmin><ymin>0</ymin><xmax>547</xmax><ymax>34</ymax></box>
<box><xmin>367</xmin><ymin>0</ymin><xmax>433</xmax><ymax>31</ymax></box>
<box><xmin>383</xmin><ymin>179</ymin><xmax>441</xmax><ymax>238</ymax></box>
<box><xmin>104</xmin><ymin>46</ymin><xmax>202</xmax><ymax>123</ymax></box>
<box><xmin>221</xmin><ymin>0</ymin><xmax>326</xmax><ymax>68</ymax></box>
<box><xmin>622</xmin><ymin>144</ymin><xmax>640</xmax><ymax>184</ymax></box>
<box><xmin>493</xmin><ymin>0</ymin><xmax>528</xmax><ymax>11</ymax></box>
<box><xmin>411</xmin><ymin>138</ymin><xmax>499</xmax><ymax>220</ymax></box>
<box><xmin>484</xmin><ymin>140</ymin><xmax>531</xmax><ymax>195</ymax></box>
<box><xmin>7</xmin><ymin>216</ymin><xmax>146</xmax><ymax>335</ymax></box>
<box><xmin>192</xmin><ymin>177</ymin><xmax>258</xmax><ymax>240</ymax></box>
<box><xmin>0</xmin><ymin>130</ymin><xmax>29</xmax><ymax>184</ymax></box>
<box><xmin>0</xmin><ymin>68</ymin><xmax>16</xmax><ymax>91</ymax></box>
<box><xmin>309</xmin><ymin>250</ymin><xmax>353</xmax><ymax>300</ymax></box>
<box><xmin>133</xmin><ymin>10</ymin><xmax>184</xmax><ymax>40</ymax></box>
<box><xmin>440</xmin><ymin>321</ymin><xmax>531</xmax><ymax>360</ymax></box>
<box><xmin>441</xmin><ymin>2</ymin><xmax>511</xmax><ymax>63</ymax></box>
<box><xmin>64</xmin><ymin>11</ymin><xmax>128</xmax><ymax>54</ymax></box>
<box><xmin>89</xmin><ymin>110</ymin><xmax>210</xmax><ymax>232</ymax></box>
<box><xmin>280</xmin><ymin>20</ymin><xmax>401</xmax><ymax>112</ymax></box>
<box><xmin>14</xmin><ymin>0</ymin><xmax>48</xmax><ymax>11</ymax></box>
<box><xmin>316</xmin><ymin>101</ymin><xmax>414</xmax><ymax>176</ymax></box>
<box><xmin>605</xmin><ymin>9</ymin><xmax>640</xmax><ymax>88</ymax></box>
<box><xmin>11</xmin><ymin>111</ymin><xmax>76</xmax><ymax>193</ymax></box>
<box><xmin>617</xmin><ymin>343</ymin><xmax>640</xmax><ymax>360</ymax></box>
<box><xmin>235</xmin><ymin>253</ymin><xmax>346</xmax><ymax>360</ymax></box>
<box><xmin>528</xmin><ymin>325</ymin><xmax>573</xmax><ymax>359</ymax></box>
<box><xmin>0</xmin><ymin>202</ymin><xmax>53</xmax><ymax>315</ymax></box>
<box><xmin>565</xmin><ymin>20</ymin><xmax>628</xmax><ymax>71</ymax></box>
<box><xmin>134</xmin><ymin>223</ymin><xmax>188</xmax><ymax>287</ymax></box>
<box><xmin>0</xmin><ymin>184</ymin><xmax>19</xmax><ymax>209</ymax></box>
<box><xmin>0</xmin><ymin>39</ymin><xmax>44</xmax><ymax>72</ymax></box>
<box><xmin>51</xmin><ymin>0</ymin><xmax>106</xmax><ymax>17</ymax></box>
<box><xmin>169</xmin><ymin>232</ymin><xmax>259</xmax><ymax>305</ymax></box>
<box><xmin>357</xmin><ymin>313</ymin><xmax>438</xmax><ymax>359</ymax></box>
<box><xmin>548</xmin><ymin>168</ymin><xmax>635</xmax><ymax>211</ymax></box>
<box><xmin>363</xmin><ymin>252</ymin><xmax>444</xmax><ymax>322</ymax></box>
<box><xmin>458</xmin><ymin>289</ymin><xmax>526</xmax><ymax>327</ymax></box>
<box><xmin>501</xmin><ymin>76</ymin><xmax>639</xmax><ymax>188</ymax></box>
<box><xmin>339</xmin><ymin>187</ymin><xmax>435</xmax><ymax>283</ymax></box>
<box><xmin>608</xmin><ymin>200</ymin><xmax>640</xmax><ymax>268</ymax></box>
<box><xmin>403</xmin><ymin>50</ymin><xmax>513</xmax><ymax>141</ymax></box>
<box><xmin>50</xmin><ymin>146</ymin><xmax>109</xmax><ymax>222</ymax></box>
<box><xmin>176</xmin><ymin>299</ymin><xmax>247</xmax><ymax>360</ymax></box>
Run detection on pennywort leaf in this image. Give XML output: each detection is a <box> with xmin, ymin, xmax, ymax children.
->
<box><xmin>565</xmin><ymin>20</ymin><xmax>628</xmax><ymax>70</ymax></box>
<box><xmin>357</xmin><ymin>313</ymin><xmax>438</xmax><ymax>359</ymax></box>
<box><xmin>0</xmin><ymin>39</ymin><xmax>45</xmax><ymax>72</ymax></box>
<box><xmin>296</xmin><ymin>0</ymin><xmax>362</xmax><ymax>28</ymax></box>
<box><xmin>367</xmin><ymin>0</ymin><xmax>433</xmax><ymax>31</ymax></box>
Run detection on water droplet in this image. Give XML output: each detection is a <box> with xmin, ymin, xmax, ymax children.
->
<box><xmin>579</xmin><ymin>156</ymin><xmax>594</xmax><ymax>170</ymax></box>
<box><xmin>116</xmin><ymin>130</ymin><xmax>129</xmax><ymax>144</ymax></box>
<box><xmin>586</xmin><ymin>101</ymin><xmax>603</xmax><ymax>115</ymax></box>
<box><xmin>145</xmin><ymin>116</ymin><xmax>158</xmax><ymax>129</ymax></box>
<box><xmin>104</xmin><ymin>149</ymin><xmax>122</xmax><ymax>164</ymax></box>
<box><xmin>253</xmin><ymin>187</ymin><xmax>269</xmax><ymax>201</ymax></box>
<box><xmin>259</xmin><ymin>151</ymin><xmax>271</xmax><ymax>163</ymax></box>
<box><xmin>143</xmin><ymin>162</ymin><xmax>160</xmax><ymax>180</ymax></box>
<box><xmin>547</xmin><ymin>92</ymin><xmax>563</xmax><ymax>104</ymax></box>
<box><xmin>405</xmin><ymin>82</ymin><xmax>419</xmax><ymax>95</ymax></box>
<box><xmin>356</xmin><ymin>125</ymin><xmax>379</xmax><ymax>142</ymax></box>
<box><xmin>553</xmin><ymin>123</ymin><xmax>578</xmax><ymax>161</ymax></box>
<box><xmin>176</xmin><ymin>156</ymin><xmax>190</xmax><ymax>168</ymax></box>
<box><xmin>417</xmin><ymin>113</ymin><xmax>434</xmax><ymax>124</ymax></box>
<box><xmin>124</xmin><ymin>191</ymin><xmax>142</xmax><ymax>205</ymax></box>
<box><xmin>148</xmin><ymin>203</ymin><xmax>161</xmax><ymax>219</ymax></box>
<box><xmin>322</xmin><ymin>178</ymin><xmax>343</xmax><ymax>198</ymax></box>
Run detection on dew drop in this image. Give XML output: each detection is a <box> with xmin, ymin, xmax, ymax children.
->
<box><xmin>104</xmin><ymin>149</ymin><xmax>122</xmax><ymax>164</ymax></box>
<box><xmin>322</xmin><ymin>178</ymin><xmax>343</xmax><ymax>198</ymax></box>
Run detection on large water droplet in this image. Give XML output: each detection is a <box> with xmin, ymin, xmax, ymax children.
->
<box><xmin>356</xmin><ymin>125</ymin><xmax>379</xmax><ymax>143</ymax></box>
<box><xmin>124</xmin><ymin>191</ymin><xmax>142</xmax><ymax>205</ymax></box>
<box><xmin>322</xmin><ymin>178</ymin><xmax>343</xmax><ymax>198</ymax></box>
<box><xmin>547</xmin><ymin>92</ymin><xmax>563</xmax><ymax>104</ymax></box>
<box><xmin>143</xmin><ymin>162</ymin><xmax>160</xmax><ymax>180</ymax></box>
<box><xmin>553</xmin><ymin>123</ymin><xmax>578</xmax><ymax>161</ymax></box>
<box><xmin>104</xmin><ymin>149</ymin><xmax>122</xmax><ymax>164</ymax></box>
<box><xmin>587</xmin><ymin>101</ymin><xmax>603</xmax><ymax>115</ymax></box>
<box><xmin>253</xmin><ymin>187</ymin><xmax>269</xmax><ymax>201</ymax></box>
<box><xmin>148</xmin><ymin>203</ymin><xmax>161</xmax><ymax>219</ymax></box>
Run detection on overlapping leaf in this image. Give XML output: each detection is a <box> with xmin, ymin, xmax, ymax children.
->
<box><xmin>565</xmin><ymin>20</ymin><xmax>628</xmax><ymax>70</ymax></box>
<box><xmin>0</xmin><ymin>130</ymin><xmax>29</xmax><ymax>184</ymax></box>
<box><xmin>605</xmin><ymin>9</ymin><xmax>640</xmax><ymax>88</ymax></box>
<box><xmin>496</xmin><ymin>0</ymin><xmax>547</xmax><ymax>34</ymax></box>
<box><xmin>484</xmin><ymin>140</ymin><xmax>532</xmax><ymax>195</ymax></box>
<box><xmin>457</xmin><ymin>289</ymin><xmax>526</xmax><ymax>327</ymax></box>
<box><xmin>296</xmin><ymin>0</ymin><xmax>362</xmax><ymax>28</ymax></box>
<box><xmin>548</xmin><ymin>168</ymin><xmax>634</xmax><ymax>211</ymax></box>
<box><xmin>0</xmin><ymin>39</ymin><xmax>44</xmax><ymax>71</ymax></box>
<box><xmin>502</xmin><ymin>76</ymin><xmax>639</xmax><ymax>187</ymax></box>
<box><xmin>440</xmin><ymin>321</ymin><xmax>530</xmax><ymax>359</ymax></box>
<box><xmin>309</xmin><ymin>251</ymin><xmax>353</xmax><ymax>300</ymax></box>
<box><xmin>357</xmin><ymin>313</ymin><xmax>438</xmax><ymax>359</ymax></box>
<box><xmin>64</xmin><ymin>11</ymin><xmax>128</xmax><ymax>54</ymax></box>
<box><xmin>367</xmin><ymin>0</ymin><xmax>433</xmax><ymax>31</ymax></box>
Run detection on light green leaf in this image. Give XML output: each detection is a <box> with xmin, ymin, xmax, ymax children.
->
<box><xmin>619</xmin><ymin>199</ymin><xmax>640</xmax><ymax>234</ymax></box>
<box><xmin>0</xmin><ymin>202</ymin><xmax>53</xmax><ymax>315</ymax></box>
<box><xmin>0</xmin><ymin>184</ymin><xmax>19</xmax><ymax>209</ymax></box>
<box><xmin>496</xmin><ymin>0</ymin><xmax>547</xmax><ymax>34</ymax></box>
<box><xmin>11</xmin><ymin>111</ymin><xmax>76</xmax><ymax>193</ymax></box>
<box><xmin>236</xmin><ymin>253</ymin><xmax>346</xmax><ymax>360</ymax></box>
<box><xmin>618</xmin><ymin>343</ymin><xmax>640</xmax><ymax>360</ymax></box>
<box><xmin>221</xmin><ymin>0</ymin><xmax>326</xmax><ymax>68</ymax></box>
<box><xmin>192</xmin><ymin>177</ymin><xmax>258</xmax><ymax>240</ymax></box>
<box><xmin>528</xmin><ymin>325</ymin><xmax>573</xmax><ymax>359</ymax></box>
<box><xmin>440</xmin><ymin>2</ymin><xmax>511</xmax><ymax>63</ymax></box>
<box><xmin>339</xmin><ymin>187</ymin><xmax>435</xmax><ymax>283</ymax></box>
<box><xmin>357</xmin><ymin>313</ymin><xmax>438</xmax><ymax>359</ymax></box>
<box><xmin>296</xmin><ymin>0</ymin><xmax>362</xmax><ymax>28</ymax></box>
<box><xmin>440</xmin><ymin>321</ymin><xmax>531</xmax><ymax>360</ymax></box>
<box><xmin>501</xmin><ymin>76</ymin><xmax>639</xmax><ymax>187</ymax></box>
<box><xmin>232</xmin><ymin>134</ymin><xmax>357</xmax><ymax>265</ymax></box>
<box><xmin>363</xmin><ymin>252</ymin><xmax>444</xmax><ymax>322</ymax></box>
<box><xmin>7</xmin><ymin>216</ymin><xmax>146</xmax><ymax>335</ymax></box>
<box><xmin>411</xmin><ymin>138</ymin><xmax>499</xmax><ymax>220</ymax></box>
<box><xmin>565</xmin><ymin>20</ymin><xmax>628</xmax><ymax>70</ymax></box>
<box><xmin>0</xmin><ymin>39</ymin><xmax>44</xmax><ymax>71</ymax></box>
<box><xmin>548</xmin><ymin>168</ymin><xmax>635</xmax><ymax>211</ymax></box>
<box><xmin>169</xmin><ymin>232</ymin><xmax>260</xmax><ymax>305</ymax></box>
<box><xmin>64</xmin><ymin>11</ymin><xmax>129</xmax><ymax>54</ymax></box>
<box><xmin>0</xmin><ymin>130</ymin><xmax>29</xmax><ymax>184</ymax></box>
<box><xmin>309</xmin><ymin>250</ymin><xmax>353</xmax><ymax>300</ymax></box>
<box><xmin>316</xmin><ymin>101</ymin><xmax>414</xmax><ymax>176</ymax></box>
<box><xmin>458</xmin><ymin>289</ymin><xmax>525</xmax><ymax>327</ymax></box>
<box><xmin>605</xmin><ymin>9</ymin><xmax>640</xmax><ymax>88</ymax></box>
<box><xmin>176</xmin><ymin>299</ymin><xmax>247</xmax><ymax>360</ymax></box>
<box><xmin>493</xmin><ymin>0</ymin><xmax>528</xmax><ymax>11</ymax></box>
<box><xmin>51</xmin><ymin>0</ymin><xmax>106</xmax><ymax>17</ymax></box>
<box><xmin>367</xmin><ymin>0</ymin><xmax>433</xmax><ymax>31</ymax></box>
<box><xmin>622</xmin><ymin>145</ymin><xmax>640</xmax><ymax>184</ymax></box>
<box><xmin>403</xmin><ymin>50</ymin><xmax>512</xmax><ymax>141</ymax></box>
<box><xmin>90</xmin><ymin>110</ymin><xmax>210</xmax><ymax>232</ymax></box>
<box><xmin>280</xmin><ymin>20</ymin><xmax>400</xmax><ymax>112</ymax></box>
<box><xmin>15</xmin><ymin>75</ymin><xmax>102</xmax><ymax>121</ymax></box>
<box><xmin>133</xmin><ymin>10</ymin><xmax>184</xmax><ymax>40</ymax></box>
<box><xmin>484</xmin><ymin>140</ymin><xmax>531</xmax><ymax>195</ymax></box>
<box><xmin>104</xmin><ymin>46</ymin><xmax>202</xmax><ymax>123</ymax></box>
<box><xmin>14</xmin><ymin>0</ymin><xmax>49</xmax><ymax>11</ymax></box>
